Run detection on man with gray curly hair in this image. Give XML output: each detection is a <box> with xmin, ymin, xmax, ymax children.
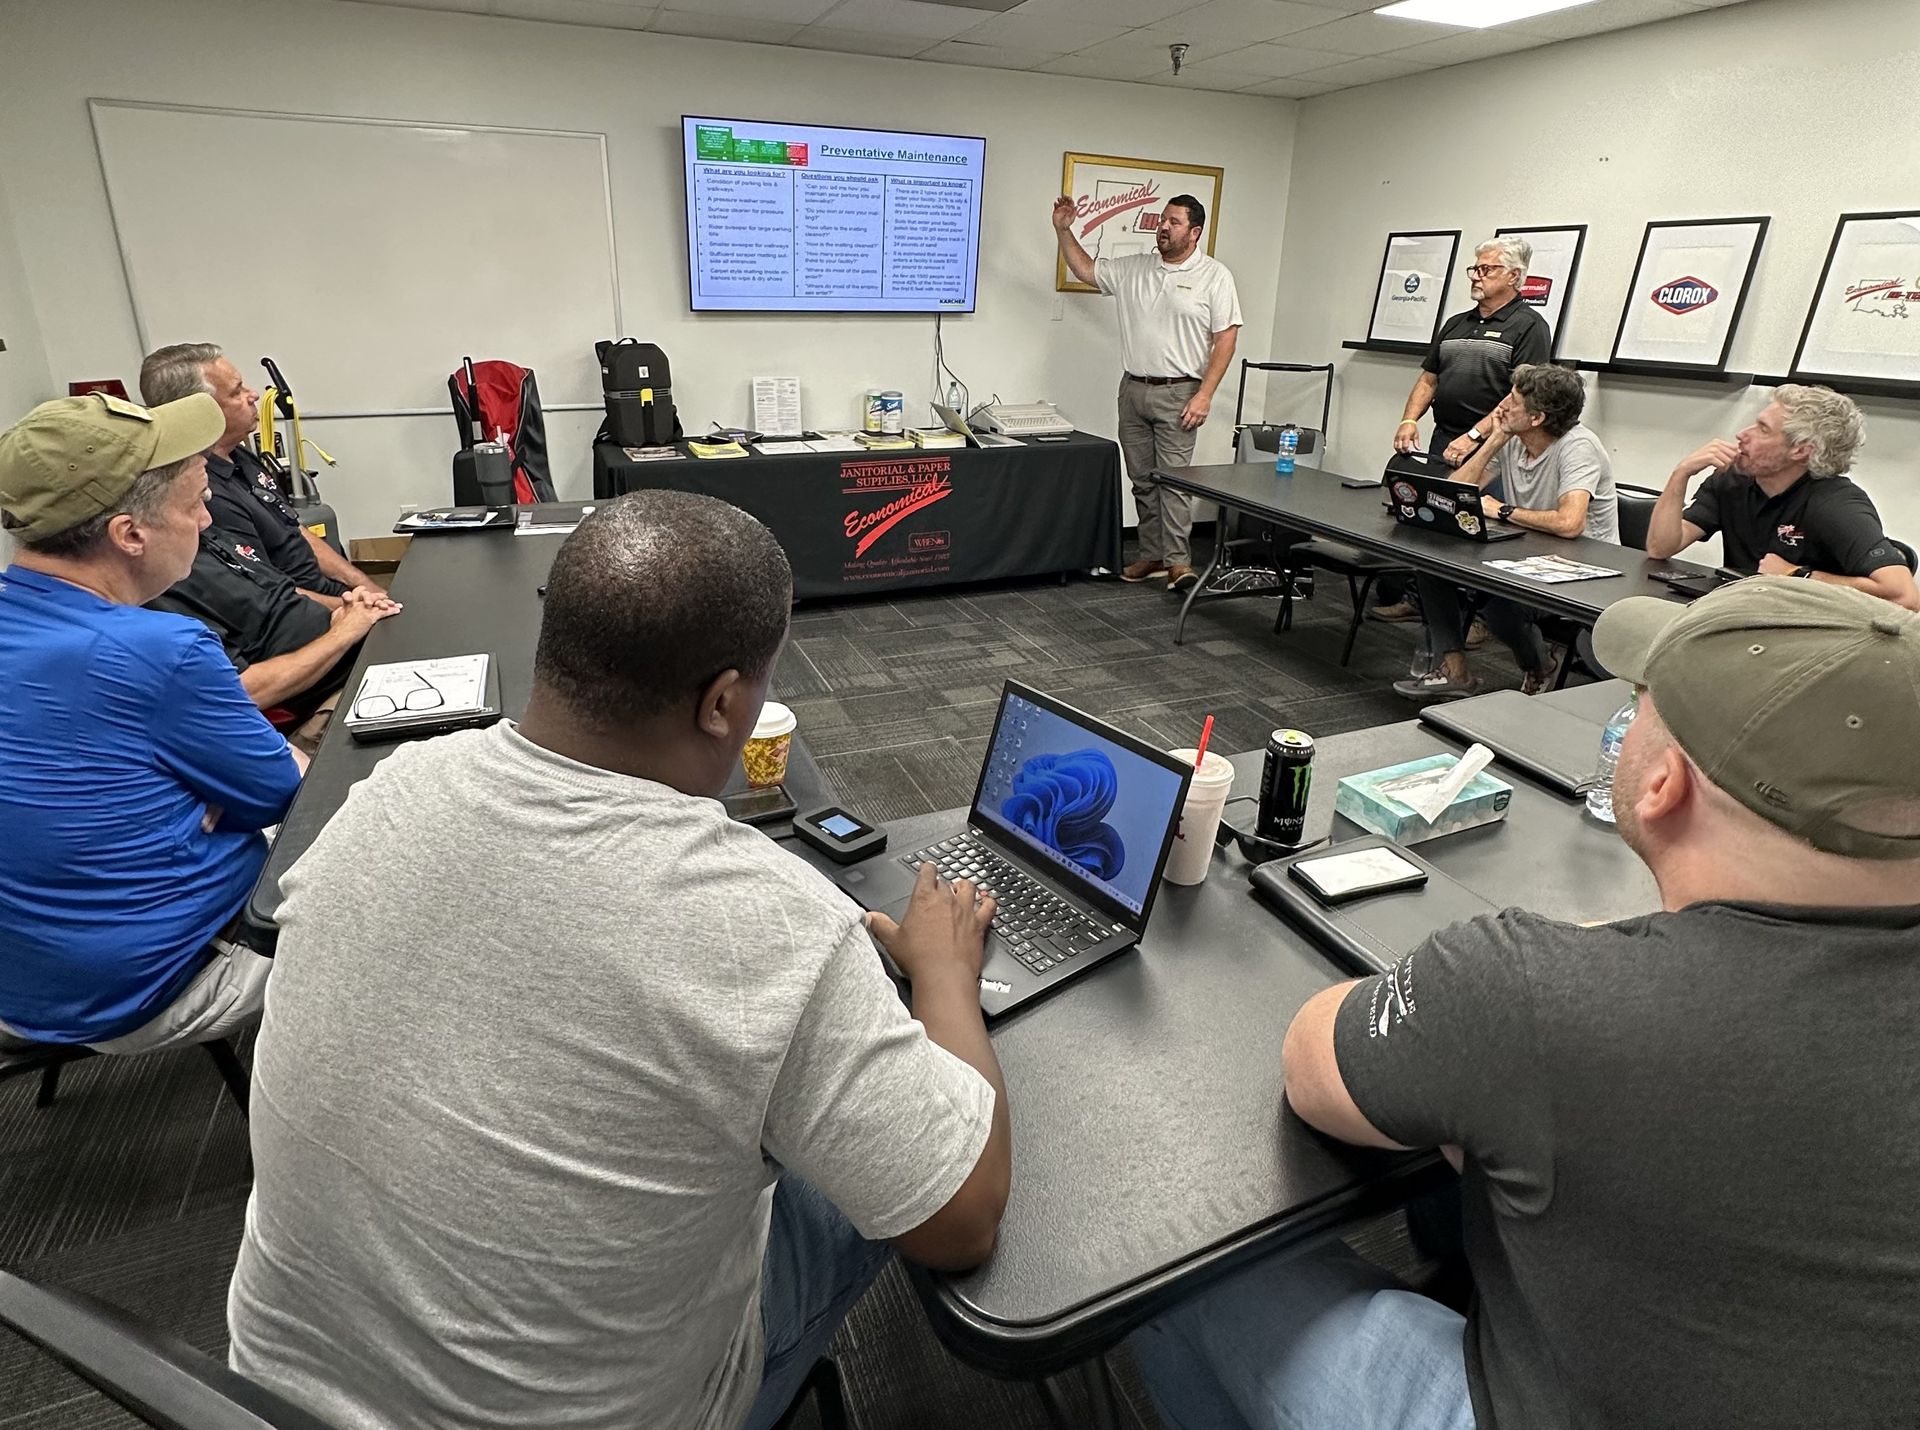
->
<box><xmin>1647</xmin><ymin>385</ymin><xmax>1917</xmax><ymax>610</ymax></box>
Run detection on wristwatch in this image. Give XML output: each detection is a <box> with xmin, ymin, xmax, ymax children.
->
<box><xmin>1467</xmin><ymin>427</ymin><xmax>1485</xmax><ymax>443</ymax></box>
<box><xmin>1497</xmin><ymin>502</ymin><xmax>1515</xmax><ymax>523</ymax></box>
<box><xmin>1793</xmin><ymin>565</ymin><xmax>1814</xmax><ymax>578</ymax></box>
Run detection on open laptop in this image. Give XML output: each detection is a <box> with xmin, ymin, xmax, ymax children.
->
<box><xmin>1385</xmin><ymin>464</ymin><xmax>1524</xmax><ymax>544</ymax></box>
<box><xmin>933</xmin><ymin>402</ymin><xmax>1023</xmax><ymax>449</ymax></box>
<box><xmin>834</xmin><ymin>681</ymin><xmax>1193</xmax><ymax>1019</ymax></box>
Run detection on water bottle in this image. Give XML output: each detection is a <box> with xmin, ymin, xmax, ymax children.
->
<box><xmin>1585</xmin><ymin>697</ymin><xmax>1638</xmax><ymax>823</ymax></box>
<box><xmin>1275</xmin><ymin>424</ymin><xmax>1299</xmax><ymax>475</ymax></box>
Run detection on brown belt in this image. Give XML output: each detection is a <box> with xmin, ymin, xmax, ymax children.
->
<box><xmin>1125</xmin><ymin>373</ymin><xmax>1200</xmax><ymax>386</ymax></box>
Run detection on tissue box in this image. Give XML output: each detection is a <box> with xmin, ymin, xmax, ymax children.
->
<box><xmin>1336</xmin><ymin>754</ymin><xmax>1513</xmax><ymax>845</ymax></box>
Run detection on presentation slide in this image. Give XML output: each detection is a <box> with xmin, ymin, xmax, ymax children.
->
<box><xmin>683</xmin><ymin>116</ymin><xmax>985</xmax><ymax>314</ymax></box>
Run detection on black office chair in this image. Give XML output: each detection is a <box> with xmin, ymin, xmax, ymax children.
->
<box><xmin>1613</xmin><ymin>483</ymin><xmax>1660</xmax><ymax>553</ymax></box>
<box><xmin>0</xmin><ymin>1037</ymin><xmax>250</xmax><ymax>1117</ymax></box>
<box><xmin>0</xmin><ymin>1266</ymin><xmax>853</xmax><ymax>1430</ymax></box>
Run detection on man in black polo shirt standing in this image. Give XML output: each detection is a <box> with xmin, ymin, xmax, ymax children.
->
<box><xmin>140</xmin><ymin>343</ymin><xmax>377</xmax><ymax>602</ymax></box>
<box><xmin>1376</xmin><ymin>237</ymin><xmax>1553</xmax><ymax>621</ymax></box>
<box><xmin>1647</xmin><ymin>384</ymin><xmax>1917</xmax><ymax>610</ymax></box>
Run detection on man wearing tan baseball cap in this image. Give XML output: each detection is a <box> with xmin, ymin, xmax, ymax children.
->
<box><xmin>0</xmin><ymin>393</ymin><xmax>304</xmax><ymax>1053</ymax></box>
<box><xmin>1135</xmin><ymin>579</ymin><xmax>1920</xmax><ymax>1428</ymax></box>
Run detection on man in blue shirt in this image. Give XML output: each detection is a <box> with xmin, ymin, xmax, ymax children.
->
<box><xmin>0</xmin><ymin>392</ymin><xmax>304</xmax><ymax>1051</ymax></box>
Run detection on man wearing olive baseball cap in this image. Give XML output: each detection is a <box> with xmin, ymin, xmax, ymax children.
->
<box><xmin>0</xmin><ymin>393</ymin><xmax>303</xmax><ymax>1053</ymax></box>
<box><xmin>1135</xmin><ymin>578</ymin><xmax>1920</xmax><ymax>1429</ymax></box>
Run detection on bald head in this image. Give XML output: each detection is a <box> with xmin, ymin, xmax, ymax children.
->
<box><xmin>532</xmin><ymin>492</ymin><xmax>792</xmax><ymax>728</ymax></box>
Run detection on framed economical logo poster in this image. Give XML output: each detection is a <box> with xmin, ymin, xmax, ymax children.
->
<box><xmin>1057</xmin><ymin>152</ymin><xmax>1224</xmax><ymax>294</ymax></box>
<box><xmin>1788</xmin><ymin>210</ymin><xmax>1920</xmax><ymax>390</ymax></box>
<box><xmin>1495</xmin><ymin>224</ymin><xmax>1586</xmax><ymax>357</ymax></box>
<box><xmin>1365</xmin><ymin>230</ymin><xmax>1461</xmax><ymax>352</ymax></box>
<box><xmin>1609</xmin><ymin>216</ymin><xmax>1769</xmax><ymax>371</ymax></box>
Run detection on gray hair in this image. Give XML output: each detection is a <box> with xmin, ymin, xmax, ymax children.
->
<box><xmin>139</xmin><ymin>342</ymin><xmax>224</xmax><ymax>407</ymax></box>
<box><xmin>1773</xmin><ymin>384</ymin><xmax>1864</xmax><ymax>477</ymax></box>
<box><xmin>14</xmin><ymin>457</ymin><xmax>192</xmax><ymax>559</ymax></box>
<box><xmin>1474</xmin><ymin>235</ymin><xmax>1532</xmax><ymax>277</ymax></box>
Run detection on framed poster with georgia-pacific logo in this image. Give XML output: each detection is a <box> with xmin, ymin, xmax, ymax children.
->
<box><xmin>1494</xmin><ymin>224</ymin><xmax>1586</xmax><ymax>358</ymax></box>
<box><xmin>1364</xmin><ymin>231</ymin><xmax>1461</xmax><ymax>352</ymax></box>
<box><xmin>1788</xmin><ymin>210</ymin><xmax>1920</xmax><ymax>393</ymax></box>
<box><xmin>1057</xmin><ymin>152</ymin><xmax>1223</xmax><ymax>294</ymax></box>
<box><xmin>1609</xmin><ymin>216</ymin><xmax>1769</xmax><ymax>372</ymax></box>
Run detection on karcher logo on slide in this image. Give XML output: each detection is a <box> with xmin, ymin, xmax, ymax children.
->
<box><xmin>1651</xmin><ymin>276</ymin><xmax>1718</xmax><ymax>315</ymax></box>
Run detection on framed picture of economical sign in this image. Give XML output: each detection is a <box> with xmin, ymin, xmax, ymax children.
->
<box><xmin>1363</xmin><ymin>230</ymin><xmax>1461</xmax><ymax>353</ymax></box>
<box><xmin>1495</xmin><ymin>224</ymin><xmax>1586</xmax><ymax>357</ymax></box>
<box><xmin>1787</xmin><ymin>211</ymin><xmax>1920</xmax><ymax>393</ymax></box>
<box><xmin>1057</xmin><ymin>152</ymin><xmax>1224</xmax><ymax>294</ymax></box>
<box><xmin>1609</xmin><ymin>216</ymin><xmax>1769</xmax><ymax>371</ymax></box>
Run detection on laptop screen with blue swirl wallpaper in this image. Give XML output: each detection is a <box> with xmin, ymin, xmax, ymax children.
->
<box><xmin>973</xmin><ymin>691</ymin><xmax>1189</xmax><ymax>917</ymax></box>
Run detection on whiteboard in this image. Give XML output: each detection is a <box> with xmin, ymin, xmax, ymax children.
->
<box><xmin>90</xmin><ymin>101</ymin><xmax>621</xmax><ymax>414</ymax></box>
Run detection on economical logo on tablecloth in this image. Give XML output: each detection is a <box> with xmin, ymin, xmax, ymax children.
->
<box><xmin>1520</xmin><ymin>274</ymin><xmax>1553</xmax><ymax>306</ymax></box>
<box><xmin>840</xmin><ymin>456</ymin><xmax>960</xmax><ymax>579</ymax></box>
<box><xmin>1650</xmin><ymin>276</ymin><xmax>1718</xmax><ymax>314</ymax></box>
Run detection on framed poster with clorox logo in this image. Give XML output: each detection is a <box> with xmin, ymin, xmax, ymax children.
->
<box><xmin>1609</xmin><ymin>216</ymin><xmax>1769</xmax><ymax>372</ymax></box>
<box><xmin>1788</xmin><ymin>211</ymin><xmax>1920</xmax><ymax>395</ymax></box>
<box><xmin>1365</xmin><ymin>230</ymin><xmax>1460</xmax><ymax>353</ymax></box>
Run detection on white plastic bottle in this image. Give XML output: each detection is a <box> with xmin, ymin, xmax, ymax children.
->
<box><xmin>1585</xmin><ymin>697</ymin><xmax>1638</xmax><ymax>823</ymax></box>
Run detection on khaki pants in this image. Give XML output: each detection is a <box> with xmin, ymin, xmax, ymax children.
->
<box><xmin>1116</xmin><ymin>375</ymin><xmax>1202</xmax><ymax>566</ymax></box>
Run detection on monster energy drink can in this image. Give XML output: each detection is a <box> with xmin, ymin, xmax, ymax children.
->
<box><xmin>1257</xmin><ymin>728</ymin><xmax>1315</xmax><ymax>846</ymax></box>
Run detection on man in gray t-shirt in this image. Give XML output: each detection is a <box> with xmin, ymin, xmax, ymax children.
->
<box><xmin>228</xmin><ymin>493</ymin><xmax>1012</xmax><ymax>1430</ymax></box>
<box><xmin>1397</xmin><ymin>363</ymin><xmax>1617</xmax><ymax>700</ymax></box>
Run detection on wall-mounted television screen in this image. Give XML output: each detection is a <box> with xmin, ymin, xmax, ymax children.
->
<box><xmin>682</xmin><ymin>115</ymin><xmax>986</xmax><ymax>314</ymax></box>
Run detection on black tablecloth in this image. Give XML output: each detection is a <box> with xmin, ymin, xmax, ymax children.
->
<box><xmin>593</xmin><ymin>434</ymin><xmax>1122</xmax><ymax>600</ymax></box>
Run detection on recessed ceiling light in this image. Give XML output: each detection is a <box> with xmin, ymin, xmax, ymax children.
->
<box><xmin>1373</xmin><ymin>0</ymin><xmax>1600</xmax><ymax>27</ymax></box>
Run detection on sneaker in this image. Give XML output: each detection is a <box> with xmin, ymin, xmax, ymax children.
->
<box><xmin>1465</xmin><ymin>618</ymin><xmax>1490</xmax><ymax>650</ymax></box>
<box><xmin>1392</xmin><ymin>668</ymin><xmax>1483</xmax><ymax>702</ymax></box>
<box><xmin>1371</xmin><ymin>600</ymin><xmax>1419</xmax><ymax>623</ymax></box>
<box><xmin>1521</xmin><ymin>645</ymin><xmax>1568</xmax><ymax>696</ymax></box>
<box><xmin>1121</xmin><ymin>558</ymin><xmax>1169</xmax><ymax>583</ymax></box>
<box><xmin>1167</xmin><ymin>564</ymin><xmax>1199</xmax><ymax>592</ymax></box>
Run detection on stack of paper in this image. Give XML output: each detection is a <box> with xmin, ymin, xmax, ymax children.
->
<box><xmin>687</xmin><ymin>439</ymin><xmax>749</xmax><ymax>460</ymax></box>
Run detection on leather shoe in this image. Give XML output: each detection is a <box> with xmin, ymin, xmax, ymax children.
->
<box><xmin>1370</xmin><ymin>599</ymin><xmax>1419</xmax><ymax>622</ymax></box>
<box><xmin>1465</xmin><ymin>617</ymin><xmax>1490</xmax><ymax>650</ymax></box>
<box><xmin>1121</xmin><ymin>558</ymin><xmax>1169</xmax><ymax>583</ymax></box>
<box><xmin>1167</xmin><ymin>564</ymin><xmax>1199</xmax><ymax>592</ymax></box>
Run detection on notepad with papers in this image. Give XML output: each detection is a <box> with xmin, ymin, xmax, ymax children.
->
<box><xmin>343</xmin><ymin>654</ymin><xmax>503</xmax><ymax>743</ymax></box>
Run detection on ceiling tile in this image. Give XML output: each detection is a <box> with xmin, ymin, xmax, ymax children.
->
<box><xmin>956</xmin><ymin>11</ymin><xmax>1129</xmax><ymax>50</ymax></box>
<box><xmin>1283</xmin><ymin>0</ymin><xmax>1383</xmax><ymax>9</ymax></box>
<box><xmin>651</xmin><ymin>0</ymin><xmax>836</xmax><ymax>17</ymax></box>
<box><xmin>647</xmin><ymin>8</ymin><xmax>804</xmax><ymax>39</ymax></box>
<box><xmin>918</xmin><ymin>38</ymin><xmax>1055</xmax><ymax>68</ymax></box>
<box><xmin>1237</xmin><ymin>74</ymin><xmax>1341</xmax><ymax>95</ymax></box>
<box><xmin>1001</xmin><ymin>0</ymin><xmax>1213</xmax><ymax>26</ymax></box>
<box><xmin>783</xmin><ymin>24</ymin><xmax>939</xmax><ymax>55</ymax></box>
<box><xmin>816</xmin><ymin>0</ymin><xmax>1000</xmax><ymax>39</ymax></box>
<box><xmin>497</xmin><ymin>0</ymin><xmax>660</xmax><ymax>24</ymax></box>
<box><xmin>1283</xmin><ymin>10</ymin><xmax>1462</xmax><ymax>55</ymax></box>
<box><xmin>350</xmin><ymin>0</ymin><xmax>491</xmax><ymax>11</ymax></box>
<box><xmin>1290</xmin><ymin>52</ymin><xmax>1432</xmax><ymax>85</ymax></box>
<box><xmin>1223</xmin><ymin>39</ymin><xmax>1362</xmax><ymax>76</ymax></box>
<box><xmin>1387</xmin><ymin>26</ymin><xmax>1552</xmax><ymax>65</ymax></box>
<box><xmin>1510</xmin><ymin>0</ymin><xmax>1700</xmax><ymax>39</ymax></box>
<box><xmin>1032</xmin><ymin>51</ymin><xmax>1175</xmax><ymax>79</ymax></box>
<box><xmin>1143</xmin><ymin>0</ymin><xmax>1338</xmax><ymax>42</ymax></box>
<box><xmin>1142</xmin><ymin>61</ymin><xmax>1281</xmax><ymax>90</ymax></box>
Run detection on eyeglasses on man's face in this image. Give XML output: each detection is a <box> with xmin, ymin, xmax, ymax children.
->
<box><xmin>1466</xmin><ymin>263</ymin><xmax>1513</xmax><ymax>278</ymax></box>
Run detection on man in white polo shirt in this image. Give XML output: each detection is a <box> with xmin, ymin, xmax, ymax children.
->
<box><xmin>1052</xmin><ymin>192</ymin><xmax>1242</xmax><ymax>591</ymax></box>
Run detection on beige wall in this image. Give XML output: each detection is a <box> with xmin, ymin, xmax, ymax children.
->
<box><xmin>1274</xmin><ymin>0</ymin><xmax>1920</xmax><ymax>549</ymax></box>
<box><xmin>0</xmin><ymin>0</ymin><xmax>1297</xmax><ymax>539</ymax></box>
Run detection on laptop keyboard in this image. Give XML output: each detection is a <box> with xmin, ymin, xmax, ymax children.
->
<box><xmin>903</xmin><ymin>831</ymin><xmax>1120</xmax><ymax>976</ymax></box>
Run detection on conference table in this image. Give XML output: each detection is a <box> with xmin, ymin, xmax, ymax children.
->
<box><xmin>1155</xmin><ymin>460</ymin><xmax>1710</xmax><ymax>639</ymax></box>
<box><xmin>246</xmin><ymin>524</ymin><xmax>834</xmax><ymax>926</ymax></box>
<box><xmin>591</xmin><ymin>432</ymin><xmax>1123</xmax><ymax>600</ymax></box>
<box><xmin>243</xmin><ymin>520</ymin><xmax>1658</xmax><ymax>1415</ymax></box>
<box><xmin>863</xmin><ymin>682</ymin><xmax>1656</xmax><ymax>1394</ymax></box>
